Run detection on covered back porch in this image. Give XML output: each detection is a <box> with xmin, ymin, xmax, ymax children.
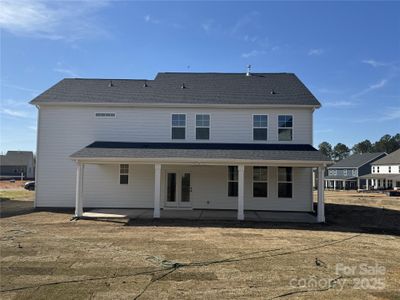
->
<box><xmin>70</xmin><ymin>142</ymin><xmax>330</xmax><ymax>222</ymax></box>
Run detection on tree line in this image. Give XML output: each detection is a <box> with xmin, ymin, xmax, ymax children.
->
<box><xmin>318</xmin><ymin>133</ymin><xmax>400</xmax><ymax>161</ymax></box>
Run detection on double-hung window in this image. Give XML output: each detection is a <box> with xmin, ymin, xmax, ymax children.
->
<box><xmin>196</xmin><ymin>114</ymin><xmax>210</xmax><ymax>140</ymax></box>
<box><xmin>119</xmin><ymin>164</ymin><xmax>129</xmax><ymax>184</ymax></box>
<box><xmin>278</xmin><ymin>167</ymin><xmax>292</xmax><ymax>198</ymax></box>
<box><xmin>171</xmin><ymin>114</ymin><xmax>186</xmax><ymax>139</ymax></box>
<box><xmin>389</xmin><ymin>166</ymin><xmax>391</xmax><ymax>173</ymax></box>
<box><xmin>227</xmin><ymin>166</ymin><xmax>238</xmax><ymax>197</ymax></box>
<box><xmin>253</xmin><ymin>167</ymin><xmax>268</xmax><ymax>197</ymax></box>
<box><xmin>253</xmin><ymin>115</ymin><xmax>268</xmax><ymax>140</ymax></box>
<box><xmin>278</xmin><ymin>115</ymin><xmax>293</xmax><ymax>141</ymax></box>
<box><xmin>343</xmin><ymin>170</ymin><xmax>347</xmax><ymax>176</ymax></box>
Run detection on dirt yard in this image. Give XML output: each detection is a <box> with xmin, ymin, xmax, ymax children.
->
<box><xmin>0</xmin><ymin>190</ymin><xmax>399</xmax><ymax>299</ymax></box>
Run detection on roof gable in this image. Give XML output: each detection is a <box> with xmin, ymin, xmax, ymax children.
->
<box><xmin>30</xmin><ymin>72</ymin><xmax>320</xmax><ymax>106</ymax></box>
<box><xmin>371</xmin><ymin>149</ymin><xmax>400</xmax><ymax>165</ymax></box>
<box><xmin>329</xmin><ymin>152</ymin><xmax>386</xmax><ymax>168</ymax></box>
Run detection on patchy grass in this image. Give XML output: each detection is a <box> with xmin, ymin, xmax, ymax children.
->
<box><xmin>0</xmin><ymin>191</ymin><xmax>399</xmax><ymax>299</ymax></box>
<box><xmin>0</xmin><ymin>190</ymin><xmax>34</xmax><ymax>201</ymax></box>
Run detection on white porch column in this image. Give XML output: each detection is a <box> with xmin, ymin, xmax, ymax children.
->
<box><xmin>333</xmin><ymin>180</ymin><xmax>336</xmax><ymax>190</ymax></box>
<box><xmin>75</xmin><ymin>162</ymin><xmax>84</xmax><ymax>217</ymax></box>
<box><xmin>237</xmin><ymin>165</ymin><xmax>245</xmax><ymax>221</ymax></box>
<box><xmin>343</xmin><ymin>180</ymin><xmax>346</xmax><ymax>190</ymax></box>
<box><xmin>357</xmin><ymin>178</ymin><xmax>360</xmax><ymax>189</ymax></box>
<box><xmin>153</xmin><ymin>164</ymin><xmax>161</xmax><ymax>218</ymax></box>
<box><xmin>317</xmin><ymin>166</ymin><xmax>325</xmax><ymax>223</ymax></box>
<box><xmin>366</xmin><ymin>179</ymin><xmax>369</xmax><ymax>190</ymax></box>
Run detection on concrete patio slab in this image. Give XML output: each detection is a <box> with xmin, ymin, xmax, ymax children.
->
<box><xmin>83</xmin><ymin>209</ymin><xmax>317</xmax><ymax>223</ymax></box>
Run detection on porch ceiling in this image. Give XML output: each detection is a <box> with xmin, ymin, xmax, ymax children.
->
<box><xmin>70</xmin><ymin>141</ymin><xmax>330</xmax><ymax>166</ymax></box>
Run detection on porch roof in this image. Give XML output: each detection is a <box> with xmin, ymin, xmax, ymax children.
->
<box><xmin>359</xmin><ymin>173</ymin><xmax>400</xmax><ymax>180</ymax></box>
<box><xmin>70</xmin><ymin>141</ymin><xmax>330</xmax><ymax>165</ymax></box>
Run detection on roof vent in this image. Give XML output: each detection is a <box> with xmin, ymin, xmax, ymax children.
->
<box><xmin>181</xmin><ymin>83</ymin><xmax>186</xmax><ymax>89</ymax></box>
<box><xmin>108</xmin><ymin>80</ymin><xmax>113</xmax><ymax>87</ymax></box>
<box><xmin>246</xmin><ymin>64</ymin><xmax>251</xmax><ymax>77</ymax></box>
<box><xmin>270</xmin><ymin>89</ymin><xmax>277</xmax><ymax>95</ymax></box>
<box><xmin>143</xmin><ymin>81</ymin><xmax>148</xmax><ymax>88</ymax></box>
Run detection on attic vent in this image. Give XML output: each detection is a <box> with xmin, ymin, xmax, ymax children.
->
<box><xmin>143</xmin><ymin>81</ymin><xmax>148</xmax><ymax>88</ymax></box>
<box><xmin>270</xmin><ymin>89</ymin><xmax>277</xmax><ymax>95</ymax></box>
<box><xmin>181</xmin><ymin>83</ymin><xmax>186</xmax><ymax>89</ymax></box>
<box><xmin>108</xmin><ymin>80</ymin><xmax>114</xmax><ymax>87</ymax></box>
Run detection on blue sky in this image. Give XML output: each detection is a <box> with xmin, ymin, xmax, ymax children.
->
<box><xmin>1</xmin><ymin>1</ymin><xmax>399</xmax><ymax>153</ymax></box>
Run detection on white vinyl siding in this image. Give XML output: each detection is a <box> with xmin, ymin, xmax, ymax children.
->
<box><xmin>35</xmin><ymin>105</ymin><xmax>313</xmax><ymax>208</ymax></box>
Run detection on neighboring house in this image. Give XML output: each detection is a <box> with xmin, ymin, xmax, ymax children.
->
<box><xmin>360</xmin><ymin>149</ymin><xmax>400</xmax><ymax>189</ymax></box>
<box><xmin>324</xmin><ymin>152</ymin><xmax>386</xmax><ymax>190</ymax></box>
<box><xmin>0</xmin><ymin>151</ymin><xmax>35</xmax><ymax>179</ymax></box>
<box><xmin>30</xmin><ymin>72</ymin><xmax>330</xmax><ymax>222</ymax></box>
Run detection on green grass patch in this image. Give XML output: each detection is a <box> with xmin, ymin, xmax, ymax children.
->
<box><xmin>0</xmin><ymin>190</ymin><xmax>34</xmax><ymax>201</ymax></box>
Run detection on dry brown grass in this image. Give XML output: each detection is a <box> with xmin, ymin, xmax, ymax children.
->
<box><xmin>0</xmin><ymin>191</ymin><xmax>399</xmax><ymax>299</ymax></box>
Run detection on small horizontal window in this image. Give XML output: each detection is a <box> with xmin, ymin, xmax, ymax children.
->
<box><xmin>96</xmin><ymin>112</ymin><xmax>116</xmax><ymax>118</ymax></box>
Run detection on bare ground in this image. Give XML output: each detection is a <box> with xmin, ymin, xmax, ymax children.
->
<box><xmin>0</xmin><ymin>190</ymin><xmax>399</xmax><ymax>299</ymax></box>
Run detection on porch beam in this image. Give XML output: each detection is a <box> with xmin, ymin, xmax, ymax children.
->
<box><xmin>317</xmin><ymin>166</ymin><xmax>325</xmax><ymax>223</ymax></box>
<box><xmin>75</xmin><ymin>162</ymin><xmax>84</xmax><ymax>217</ymax></box>
<box><xmin>237</xmin><ymin>164</ymin><xmax>245</xmax><ymax>221</ymax></box>
<box><xmin>153</xmin><ymin>163</ymin><xmax>161</xmax><ymax>218</ymax></box>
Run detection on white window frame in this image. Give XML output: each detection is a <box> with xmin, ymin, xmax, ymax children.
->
<box><xmin>352</xmin><ymin>169</ymin><xmax>357</xmax><ymax>176</ymax></box>
<box><xmin>95</xmin><ymin>112</ymin><xmax>116</xmax><ymax>118</ymax></box>
<box><xmin>277</xmin><ymin>167</ymin><xmax>293</xmax><ymax>199</ymax></box>
<box><xmin>119</xmin><ymin>164</ymin><xmax>129</xmax><ymax>185</ymax></box>
<box><xmin>252</xmin><ymin>114</ymin><xmax>268</xmax><ymax>141</ymax></box>
<box><xmin>195</xmin><ymin>113</ymin><xmax>210</xmax><ymax>140</ymax></box>
<box><xmin>372</xmin><ymin>166</ymin><xmax>375</xmax><ymax>173</ymax></box>
<box><xmin>278</xmin><ymin>115</ymin><xmax>294</xmax><ymax>142</ymax></box>
<box><xmin>333</xmin><ymin>170</ymin><xmax>337</xmax><ymax>176</ymax></box>
<box><xmin>171</xmin><ymin>113</ymin><xmax>186</xmax><ymax>140</ymax></box>
<box><xmin>252</xmin><ymin>166</ymin><xmax>268</xmax><ymax>198</ymax></box>
<box><xmin>377</xmin><ymin>166</ymin><xmax>380</xmax><ymax>173</ymax></box>
<box><xmin>343</xmin><ymin>170</ymin><xmax>347</xmax><ymax>176</ymax></box>
<box><xmin>227</xmin><ymin>166</ymin><xmax>238</xmax><ymax>197</ymax></box>
<box><xmin>388</xmin><ymin>166</ymin><xmax>391</xmax><ymax>173</ymax></box>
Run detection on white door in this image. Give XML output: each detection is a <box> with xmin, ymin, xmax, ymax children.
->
<box><xmin>165</xmin><ymin>171</ymin><xmax>192</xmax><ymax>208</ymax></box>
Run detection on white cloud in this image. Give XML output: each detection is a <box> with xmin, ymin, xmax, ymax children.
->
<box><xmin>0</xmin><ymin>0</ymin><xmax>110</xmax><ymax>41</ymax></box>
<box><xmin>241</xmin><ymin>50</ymin><xmax>266</xmax><ymax>58</ymax></box>
<box><xmin>353</xmin><ymin>107</ymin><xmax>400</xmax><ymax>123</ymax></box>
<box><xmin>324</xmin><ymin>101</ymin><xmax>355</xmax><ymax>107</ymax></box>
<box><xmin>362</xmin><ymin>59</ymin><xmax>387</xmax><ymax>68</ymax></box>
<box><xmin>308</xmin><ymin>48</ymin><xmax>324</xmax><ymax>56</ymax></box>
<box><xmin>144</xmin><ymin>14</ymin><xmax>160</xmax><ymax>25</ymax></box>
<box><xmin>54</xmin><ymin>68</ymin><xmax>80</xmax><ymax>77</ymax></box>
<box><xmin>231</xmin><ymin>11</ymin><xmax>259</xmax><ymax>35</ymax></box>
<box><xmin>352</xmin><ymin>79</ymin><xmax>388</xmax><ymax>98</ymax></box>
<box><xmin>1</xmin><ymin>108</ymin><xmax>28</xmax><ymax>118</ymax></box>
<box><xmin>28</xmin><ymin>126</ymin><xmax>37</xmax><ymax>131</ymax></box>
<box><xmin>201</xmin><ymin>20</ymin><xmax>214</xmax><ymax>32</ymax></box>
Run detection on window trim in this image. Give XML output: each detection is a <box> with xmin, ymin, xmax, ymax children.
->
<box><xmin>252</xmin><ymin>166</ymin><xmax>268</xmax><ymax>198</ymax></box>
<box><xmin>252</xmin><ymin>114</ymin><xmax>268</xmax><ymax>141</ymax></box>
<box><xmin>277</xmin><ymin>114</ymin><xmax>294</xmax><ymax>142</ymax></box>
<box><xmin>195</xmin><ymin>113</ymin><xmax>211</xmax><ymax>140</ymax></box>
<box><xmin>95</xmin><ymin>112</ymin><xmax>116</xmax><ymax>118</ymax></box>
<box><xmin>277</xmin><ymin>167</ymin><xmax>293</xmax><ymax>199</ymax></box>
<box><xmin>119</xmin><ymin>164</ymin><xmax>129</xmax><ymax>185</ymax></box>
<box><xmin>227</xmin><ymin>166</ymin><xmax>238</xmax><ymax>197</ymax></box>
<box><xmin>343</xmin><ymin>169</ymin><xmax>347</xmax><ymax>176</ymax></box>
<box><xmin>171</xmin><ymin>113</ymin><xmax>187</xmax><ymax>140</ymax></box>
<box><xmin>388</xmin><ymin>166</ymin><xmax>391</xmax><ymax>173</ymax></box>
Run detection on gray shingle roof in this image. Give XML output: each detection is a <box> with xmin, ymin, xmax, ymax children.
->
<box><xmin>0</xmin><ymin>151</ymin><xmax>34</xmax><ymax>166</ymax></box>
<box><xmin>30</xmin><ymin>72</ymin><xmax>320</xmax><ymax>106</ymax></box>
<box><xmin>328</xmin><ymin>153</ymin><xmax>386</xmax><ymax>168</ymax></box>
<box><xmin>70</xmin><ymin>142</ymin><xmax>330</xmax><ymax>163</ymax></box>
<box><xmin>371</xmin><ymin>149</ymin><xmax>400</xmax><ymax>165</ymax></box>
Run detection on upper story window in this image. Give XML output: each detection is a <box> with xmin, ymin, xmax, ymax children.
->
<box><xmin>352</xmin><ymin>169</ymin><xmax>357</xmax><ymax>176</ymax></box>
<box><xmin>329</xmin><ymin>170</ymin><xmax>333</xmax><ymax>175</ymax></box>
<box><xmin>196</xmin><ymin>114</ymin><xmax>210</xmax><ymax>140</ymax></box>
<box><xmin>119</xmin><ymin>164</ymin><xmax>129</xmax><ymax>184</ymax></box>
<box><xmin>343</xmin><ymin>170</ymin><xmax>347</xmax><ymax>176</ymax></box>
<box><xmin>333</xmin><ymin>170</ymin><xmax>337</xmax><ymax>176</ymax></box>
<box><xmin>253</xmin><ymin>115</ymin><xmax>268</xmax><ymax>141</ymax></box>
<box><xmin>278</xmin><ymin>115</ymin><xmax>293</xmax><ymax>141</ymax></box>
<box><xmin>253</xmin><ymin>167</ymin><xmax>268</xmax><ymax>198</ymax></box>
<box><xmin>171</xmin><ymin>114</ymin><xmax>186</xmax><ymax>139</ymax></box>
<box><xmin>95</xmin><ymin>112</ymin><xmax>116</xmax><ymax>118</ymax></box>
<box><xmin>389</xmin><ymin>166</ymin><xmax>391</xmax><ymax>173</ymax></box>
<box><xmin>377</xmin><ymin>166</ymin><xmax>380</xmax><ymax>173</ymax></box>
<box><xmin>372</xmin><ymin>166</ymin><xmax>375</xmax><ymax>173</ymax></box>
<box><xmin>278</xmin><ymin>167</ymin><xmax>292</xmax><ymax>198</ymax></box>
<box><xmin>227</xmin><ymin>166</ymin><xmax>238</xmax><ymax>197</ymax></box>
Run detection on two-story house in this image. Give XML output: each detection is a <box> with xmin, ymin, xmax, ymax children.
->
<box><xmin>360</xmin><ymin>149</ymin><xmax>400</xmax><ymax>189</ymax></box>
<box><xmin>30</xmin><ymin>72</ymin><xmax>330</xmax><ymax>222</ymax></box>
<box><xmin>324</xmin><ymin>153</ymin><xmax>386</xmax><ymax>190</ymax></box>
